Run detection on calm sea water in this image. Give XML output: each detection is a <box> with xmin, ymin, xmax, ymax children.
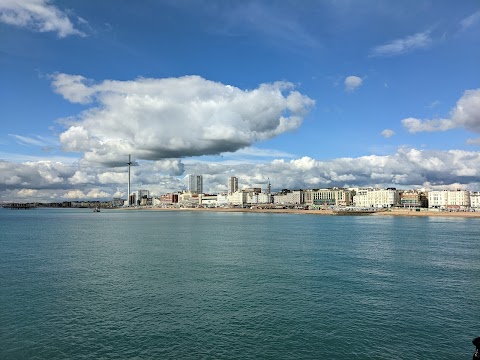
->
<box><xmin>1</xmin><ymin>208</ymin><xmax>479</xmax><ymax>359</ymax></box>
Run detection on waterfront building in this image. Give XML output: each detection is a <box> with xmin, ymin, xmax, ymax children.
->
<box><xmin>428</xmin><ymin>190</ymin><xmax>470</xmax><ymax>210</ymax></box>
<box><xmin>186</xmin><ymin>174</ymin><xmax>203</xmax><ymax>194</ymax></box>
<box><xmin>470</xmin><ymin>192</ymin><xmax>480</xmax><ymax>209</ymax></box>
<box><xmin>199</xmin><ymin>194</ymin><xmax>217</xmax><ymax>207</ymax></box>
<box><xmin>274</xmin><ymin>190</ymin><xmax>304</xmax><ymax>205</ymax></box>
<box><xmin>248</xmin><ymin>192</ymin><xmax>272</xmax><ymax>204</ymax></box>
<box><xmin>130</xmin><ymin>190</ymin><xmax>150</xmax><ymax>206</ymax></box>
<box><xmin>159</xmin><ymin>193</ymin><xmax>179</xmax><ymax>204</ymax></box>
<box><xmin>228</xmin><ymin>176</ymin><xmax>238</xmax><ymax>194</ymax></box>
<box><xmin>304</xmin><ymin>188</ymin><xmax>352</xmax><ymax>207</ymax></box>
<box><xmin>228</xmin><ymin>191</ymin><xmax>248</xmax><ymax>206</ymax></box>
<box><xmin>353</xmin><ymin>188</ymin><xmax>399</xmax><ymax>208</ymax></box>
<box><xmin>216</xmin><ymin>193</ymin><xmax>229</xmax><ymax>206</ymax></box>
<box><xmin>399</xmin><ymin>191</ymin><xmax>428</xmax><ymax>208</ymax></box>
<box><xmin>178</xmin><ymin>191</ymin><xmax>199</xmax><ymax>205</ymax></box>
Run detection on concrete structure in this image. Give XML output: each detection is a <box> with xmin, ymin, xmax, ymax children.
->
<box><xmin>186</xmin><ymin>174</ymin><xmax>203</xmax><ymax>194</ymax></box>
<box><xmin>304</xmin><ymin>188</ymin><xmax>353</xmax><ymax>207</ymax></box>
<box><xmin>353</xmin><ymin>188</ymin><xmax>399</xmax><ymax>208</ymax></box>
<box><xmin>428</xmin><ymin>190</ymin><xmax>470</xmax><ymax>210</ymax></box>
<box><xmin>228</xmin><ymin>176</ymin><xmax>238</xmax><ymax>194</ymax></box>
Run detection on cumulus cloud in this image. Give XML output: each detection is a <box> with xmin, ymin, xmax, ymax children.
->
<box><xmin>381</xmin><ymin>129</ymin><xmax>395</xmax><ymax>138</ymax></box>
<box><xmin>344</xmin><ymin>76</ymin><xmax>363</xmax><ymax>92</ymax></box>
<box><xmin>401</xmin><ymin>117</ymin><xmax>456</xmax><ymax>133</ymax></box>
<box><xmin>52</xmin><ymin>74</ymin><xmax>315</xmax><ymax>166</ymax></box>
<box><xmin>402</xmin><ymin>89</ymin><xmax>480</xmax><ymax>133</ymax></box>
<box><xmin>370</xmin><ymin>31</ymin><xmax>431</xmax><ymax>57</ymax></box>
<box><xmin>0</xmin><ymin>0</ymin><xmax>86</xmax><ymax>37</ymax></box>
<box><xmin>3</xmin><ymin>148</ymin><xmax>480</xmax><ymax>202</ymax></box>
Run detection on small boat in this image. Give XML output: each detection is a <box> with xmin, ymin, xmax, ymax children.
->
<box><xmin>93</xmin><ymin>207</ymin><xmax>100</xmax><ymax>212</ymax></box>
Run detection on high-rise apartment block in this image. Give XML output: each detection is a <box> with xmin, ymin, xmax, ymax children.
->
<box><xmin>187</xmin><ymin>174</ymin><xmax>203</xmax><ymax>194</ymax></box>
<box><xmin>228</xmin><ymin>176</ymin><xmax>238</xmax><ymax>194</ymax></box>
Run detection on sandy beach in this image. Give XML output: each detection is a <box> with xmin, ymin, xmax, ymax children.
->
<box><xmin>126</xmin><ymin>206</ymin><xmax>480</xmax><ymax>218</ymax></box>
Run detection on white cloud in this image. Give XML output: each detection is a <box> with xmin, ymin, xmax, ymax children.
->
<box><xmin>8</xmin><ymin>134</ymin><xmax>58</xmax><ymax>148</ymax></box>
<box><xmin>344</xmin><ymin>76</ymin><xmax>363</xmax><ymax>92</ymax></box>
<box><xmin>402</xmin><ymin>117</ymin><xmax>456</xmax><ymax>133</ymax></box>
<box><xmin>381</xmin><ymin>129</ymin><xmax>395</xmax><ymax>138</ymax></box>
<box><xmin>0</xmin><ymin>0</ymin><xmax>86</xmax><ymax>37</ymax></box>
<box><xmin>427</xmin><ymin>100</ymin><xmax>440</xmax><ymax>109</ymax></box>
<box><xmin>17</xmin><ymin>189</ymin><xmax>38</xmax><ymax>197</ymax></box>
<box><xmin>52</xmin><ymin>74</ymin><xmax>315</xmax><ymax>166</ymax></box>
<box><xmin>402</xmin><ymin>89</ymin><xmax>480</xmax><ymax>133</ymax></box>
<box><xmin>370</xmin><ymin>31</ymin><xmax>431</xmax><ymax>57</ymax></box>
<box><xmin>461</xmin><ymin>10</ymin><xmax>480</xmax><ymax>30</ymax></box>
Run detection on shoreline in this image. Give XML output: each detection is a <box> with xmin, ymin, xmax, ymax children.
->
<box><xmin>122</xmin><ymin>206</ymin><xmax>480</xmax><ymax>218</ymax></box>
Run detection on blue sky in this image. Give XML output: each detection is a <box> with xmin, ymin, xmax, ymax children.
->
<box><xmin>1</xmin><ymin>0</ymin><xmax>480</xmax><ymax>201</ymax></box>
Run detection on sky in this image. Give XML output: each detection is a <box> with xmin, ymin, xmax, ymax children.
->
<box><xmin>1</xmin><ymin>0</ymin><xmax>480</xmax><ymax>202</ymax></box>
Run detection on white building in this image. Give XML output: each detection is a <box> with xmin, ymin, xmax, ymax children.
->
<box><xmin>428</xmin><ymin>190</ymin><xmax>470</xmax><ymax>210</ymax></box>
<box><xmin>199</xmin><ymin>194</ymin><xmax>217</xmax><ymax>207</ymax></box>
<box><xmin>353</xmin><ymin>188</ymin><xmax>399</xmax><ymax>208</ymax></box>
<box><xmin>216</xmin><ymin>193</ymin><xmax>229</xmax><ymax>206</ymax></box>
<box><xmin>186</xmin><ymin>174</ymin><xmax>203</xmax><ymax>194</ymax></box>
<box><xmin>273</xmin><ymin>190</ymin><xmax>304</xmax><ymax>204</ymax></box>
<box><xmin>470</xmin><ymin>192</ymin><xmax>480</xmax><ymax>209</ymax></box>
<box><xmin>248</xmin><ymin>192</ymin><xmax>272</xmax><ymax>204</ymax></box>
<box><xmin>228</xmin><ymin>191</ymin><xmax>248</xmax><ymax>206</ymax></box>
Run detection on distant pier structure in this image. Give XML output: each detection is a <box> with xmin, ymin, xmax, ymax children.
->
<box><xmin>3</xmin><ymin>203</ymin><xmax>37</xmax><ymax>209</ymax></box>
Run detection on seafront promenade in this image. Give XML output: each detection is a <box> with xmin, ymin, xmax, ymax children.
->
<box><xmin>125</xmin><ymin>206</ymin><xmax>480</xmax><ymax>218</ymax></box>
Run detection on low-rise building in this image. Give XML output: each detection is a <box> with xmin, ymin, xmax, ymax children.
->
<box><xmin>199</xmin><ymin>194</ymin><xmax>217</xmax><ymax>207</ymax></box>
<box><xmin>470</xmin><ymin>192</ymin><xmax>480</xmax><ymax>209</ymax></box>
<box><xmin>353</xmin><ymin>188</ymin><xmax>399</xmax><ymax>208</ymax></box>
<box><xmin>428</xmin><ymin>190</ymin><xmax>470</xmax><ymax>210</ymax></box>
<box><xmin>304</xmin><ymin>188</ymin><xmax>353</xmax><ymax>207</ymax></box>
<box><xmin>273</xmin><ymin>190</ymin><xmax>304</xmax><ymax>205</ymax></box>
<box><xmin>399</xmin><ymin>191</ymin><xmax>428</xmax><ymax>208</ymax></box>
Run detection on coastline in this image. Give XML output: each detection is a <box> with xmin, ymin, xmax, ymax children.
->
<box><xmin>122</xmin><ymin>206</ymin><xmax>480</xmax><ymax>218</ymax></box>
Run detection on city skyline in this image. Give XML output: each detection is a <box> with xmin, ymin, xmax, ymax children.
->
<box><xmin>1</xmin><ymin>1</ymin><xmax>480</xmax><ymax>202</ymax></box>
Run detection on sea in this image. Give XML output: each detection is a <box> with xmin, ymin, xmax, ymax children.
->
<box><xmin>1</xmin><ymin>208</ymin><xmax>479</xmax><ymax>359</ymax></box>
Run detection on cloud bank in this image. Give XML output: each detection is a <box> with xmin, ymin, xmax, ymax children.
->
<box><xmin>3</xmin><ymin>148</ymin><xmax>480</xmax><ymax>202</ymax></box>
<box><xmin>0</xmin><ymin>0</ymin><xmax>86</xmax><ymax>37</ymax></box>
<box><xmin>52</xmin><ymin>74</ymin><xmax>315</xmax><ymax>166</ymax></box>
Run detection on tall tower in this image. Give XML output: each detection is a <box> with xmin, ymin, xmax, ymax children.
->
<box><xmin>127</xmin><ymin>154</ymin><xmax>132</xmax><ymax>206</ymax></box>
<box><xmin>228</xmin><ymin>176</ymin><xmax>238</xmax><ymax>194</ymax></box>
<box><xmin>187</xmin><ymin>174</ymin><xmax>203</xmax><ymax>194</ymax></box>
